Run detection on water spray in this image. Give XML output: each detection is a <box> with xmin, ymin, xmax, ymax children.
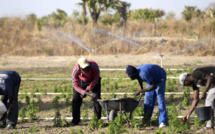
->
<box><xmin>0</xmin><ymin>37</ymin><xmax>63</xmax><ymax>58</ymax></box>
<box><xmin>154</xmin><ymin>38</ymin><xmax>168</xmax><ymax>67</ymax></box>
<box><xmin>58</xmin><ymin>31</ymin><xmax>91</xmax><ymax>53</ymax></box>
<box><xmin>95</xmin><ymin>28</ymin><xmax>147</xmax><ymax>50</ymax></box>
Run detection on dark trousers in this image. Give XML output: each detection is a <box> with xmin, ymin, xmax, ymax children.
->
<box><xmin>0</xmin><ymin>79</ymin><xmax>20</xmax><ymax>128</ymax></box>
<box><xmin>72</xmin><ymin>78</ymin><xmax>101</xmax><ymax>124</ymax></box>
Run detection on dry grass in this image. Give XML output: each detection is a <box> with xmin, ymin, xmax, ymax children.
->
<box><xmin>0</xmin><ymin>17</ymin><xmax>215</xmax><ymax>57</ymax></box>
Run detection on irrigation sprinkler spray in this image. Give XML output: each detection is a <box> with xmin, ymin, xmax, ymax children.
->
<box><xmin>0</xmin><ymin>37</ymin><xmax>62</xmax><ymax>59</ymax></box>
<box><xmin>58</xmin><ymin>30</ymin><xmax>123</xmax><ymax>60</ymax></box>
<box><xmin>58</xmin><ymin>31</ymin><xmax>91</xmax><ymax>53</ymax></box>
<box><xmin>153</xmin><ymin>38</ymin><xmax>168</xmax><ymax>67</ymax></box>
<box><xmin>95</xmin><ymin>28</ymin><xmax>147</xmax><ymax>50</ymax></box>
<box><xmin>160</xmin><ymin>54</ymin><xmax>164</xmax><ymax>68</ymax></box>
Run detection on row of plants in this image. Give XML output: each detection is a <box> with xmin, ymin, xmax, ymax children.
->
<box><xmin>19</xmin><ymin>78</ymin><xmax>186</xmax><ymax>94</ymax></box>
<box><xmin>14</xmin><ymin>86</ymin><xmax>208</xmax><ymax>134</ymax></box>
<box><xmin>9</xmin><ymin>67</ymin><xmax>209</xmax><ymax>134</ymax></box>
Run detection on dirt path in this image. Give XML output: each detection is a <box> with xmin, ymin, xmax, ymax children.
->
<box><xmin>0</xmin><ymin>55</ymin><xmax>215</xmax><ymax>69</ymax></box>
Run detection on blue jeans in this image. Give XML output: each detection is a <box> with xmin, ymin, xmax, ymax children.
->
<box><xmin>144</xmin><ymin>81</ymin><xmax>168</xmax><ymax>125</ymax></box>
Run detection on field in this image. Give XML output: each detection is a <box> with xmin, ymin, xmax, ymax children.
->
<box><xmin>0</xmin><ymin>55</ymin><xmax>215</xmax><ymax>134</ymax></box>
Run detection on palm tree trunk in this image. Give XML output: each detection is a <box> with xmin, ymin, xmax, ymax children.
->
<box><xmin>90</xmin><ymin>12</ymin><xmax>100</xmax><ymax>24</ymax></box>
<box><xmin>119</xmin><ymin>3</ymin><xmax>128</xmax><ymax>27</ymax></box>
<box><xmin>82</xmin><ymin>2</ymin><xmax>87</xmax><ymax>16</ymax></box>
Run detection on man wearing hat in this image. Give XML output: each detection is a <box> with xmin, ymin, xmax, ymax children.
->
<box><xmin>71</xmin><ymin>57</ymin><xmax>101</xmax><ymax>125</ymax></box>
<box><xmin>126</xmin><ymin>64</ymin><xmax>168</xmax><ymax>128</ymax></box>
<box><xmin>0</xmin><ymin>70</ymin><xmax>21</xmax><ymax>129</ymax></box>
<box><xmin>179</xmin><ymin>66</ymin><xmax>215</xmax><ymax>132</ymax></box>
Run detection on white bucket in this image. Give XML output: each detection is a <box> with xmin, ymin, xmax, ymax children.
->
<box><xmin>0</xmin><ymin>101</ymin><xmax>7</xmax><ymax>115</ymax></box>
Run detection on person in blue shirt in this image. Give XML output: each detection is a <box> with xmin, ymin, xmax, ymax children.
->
<box><xmin>126</xmin><ymin>64</ymin><xmax>168</xmax><ymax>128</ymax></box>
<box><xmin>0</xmin><ymin>70</ymin><xmax>21</xmax><ymax>129</ymax></box>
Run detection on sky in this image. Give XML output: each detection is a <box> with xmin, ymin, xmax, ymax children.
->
<box><xmin>0</xmin><ymin>0</ymin><xmax>215</xmax><ymax>18</ymax></box>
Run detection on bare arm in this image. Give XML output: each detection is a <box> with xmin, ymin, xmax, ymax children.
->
<box><xmin>138</xmin><ymin>79</ymin><xmax>143</xmax><ymax>89</ymax></box>
<box><xmin>134</xmin><ymin>81</ymin><xmax>157</xmax><ymax>96</ymax></box>
<box><xmin>182</xmin><ymin>88</ymin><xmax>199</xmax><ymax>122</ymax></box>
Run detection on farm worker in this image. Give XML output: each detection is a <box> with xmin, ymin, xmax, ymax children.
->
<box><xmin>0</xmin><ymin>70</ymin><xmax>21</xmax><ymax>129</ymax></box>
<box><xmin>71</xmin><ymin>57</ymin><xmax>101</xmax><ymax>125</ymax></box>
<box><xmin>179</xmin><ymin>66</ymin><xmax>215</xmax><ymax>132</ymax></box>
<box><xmin>126</xmin><ymin>64</ymin><xmax>168</xmax><ymax>128</ymax></box>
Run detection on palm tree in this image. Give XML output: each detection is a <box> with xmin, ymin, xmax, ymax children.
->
<box><xmin>117</xmin><ymin>1</ymin><xmax>130</xmax><ymax>27</ymax></box>
<box><xmin>86</xmin><ymin>0</ymin><xmax>104</xmax><ymax>24</ymax></box>
<box><xmin>181</xmin><ymin>6</ymin><xmax>197</xmax><ymax>22</ymax></box>
<box><xmin>77</xmin><ymin>0</ymin><xmax>88</xmax><ymax>17</ymax></box>
<box><xmin>86</xmin><ymin>0</ymin><xmax>121</xmax><ymax>24</ymax></box>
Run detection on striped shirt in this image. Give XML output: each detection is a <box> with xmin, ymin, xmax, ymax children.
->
<box><xmin>72</xmin><ymin>60</ymin><xmax>100</xmax><ymax>95</ymax></box>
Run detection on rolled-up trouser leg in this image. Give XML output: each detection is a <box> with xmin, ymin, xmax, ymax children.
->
<box><xmin>205</xmin><ymin>87</ymin><xmax>215</xmax><ymax>129</ymax></box>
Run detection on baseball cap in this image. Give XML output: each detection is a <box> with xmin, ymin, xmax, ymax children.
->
<box><xmin>179</xmin><ymin>73</ymin><xmax>188</xmax><ymax>87</ymax></box>
<box><xmin>78</xmin><ymin>57</ymin><xmax>90</xmax><ymax>69</ymax></box>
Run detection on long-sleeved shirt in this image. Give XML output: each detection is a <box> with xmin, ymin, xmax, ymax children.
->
<box><xmin>72</xmin><ymin>60</ymin><xmax>100</xmax><ymax>95</ymax></box>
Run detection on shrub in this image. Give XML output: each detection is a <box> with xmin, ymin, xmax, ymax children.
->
<box><xmin>114</xmin><ymin>81</ymin><xmax>118</xmax><ymax>89</ymax></box>
<box><xmin>52</xmin><ymin>96</ymin><xmax>60</xmax><ymax>108</ymax></box>
<box><xmin>69</xmin><ymin>128</ymin><xmax>84</xmax><ymax>134</ymax></box>
<box><xmin>19</xmin><ymin>107</ymin><xmax>26</xmax><ymax>123</ymax></box>
<box><xmin>168</xmin><ymin>94</ymin><xmax>175</xmax><ymax>103</ymax></box>
<box><xmin>83</xmin><ymin>108</ymin><xmax>89</xmax><ymax>121</ymax></box>
<box><xmin>106</xmin><ymin>114</ymin><xmax>127</xmax><ymax>134</ymax></box>
<box><xmin>53</xmin><ymin>110</ymin><xmax>61</xmax><ymax>127</ymax></box>
<box><xmin>28</xmin><ymin>125</ymin><xmax>40</xmax><ymax>133</ymax></box>
<box><xmin>188</xmin><ymin>68</ymin><xmax>193</xmax><ymax>74</ymax></box>
<box><xmin>25</xmin><ymin>95</ymin><xmax>30</xmax><ymax>105</ymax></box>
<box><xmin>167</xmin><ymin>104</ymin><xmax>190</xmax><ymax>133</ymax></box>
<box><xmin>154</xmin><ymin>128</ymin><xmax>166</xmax><ymax>134</ymax></box>
<box><xmin>88</xmin><ymin>114</ymin><xmax>104</xmax><ymax>130</ymax></box>
<box><xmin>123</xmin><ymin>93</ymin><xmax>127</xmax><ymax>98</ymax></box>
<box><xmin>182</xmin><ymin>96</ymin><xmax>190</xmax><ymax>106</ymax></box>
<box><xmin>68</xmin><ymin>106</ymin><xmax>72</xmax><ymax>113</ymax></box>
<box><xmin>37</xmin><ymin>95</ymin><xmax>43</xmax><ymax>103</ymax></box>
<box><xmin>175</xmin><ymin>69</ymin><xmax>182</xmax><ymax>73</ymax></box>
<box><xmin>166</xmin><ymin>69</ymin><xmax>172</xmax><ymax>75</ymax></box>
<box><xmin>26</xmin><ymin>100</ymin><xmax>39</xmax><ymax>120</ymax></box>
<box><xmin>194</xmin><ymin>117</ymin><xmax>205</xmax><ymax>126</ymax></box>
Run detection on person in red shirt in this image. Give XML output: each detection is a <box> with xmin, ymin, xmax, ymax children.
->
<box><xmin>70</xmin><ymin>57</ymin><xmax>101</xmax><ymax>125</ymax></box>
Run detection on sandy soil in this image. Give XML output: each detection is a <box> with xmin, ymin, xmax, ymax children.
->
<box><xmin>0</xmin><ymin>55</ymin><xmax>215</xmax><ymax>69</ymax></box>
